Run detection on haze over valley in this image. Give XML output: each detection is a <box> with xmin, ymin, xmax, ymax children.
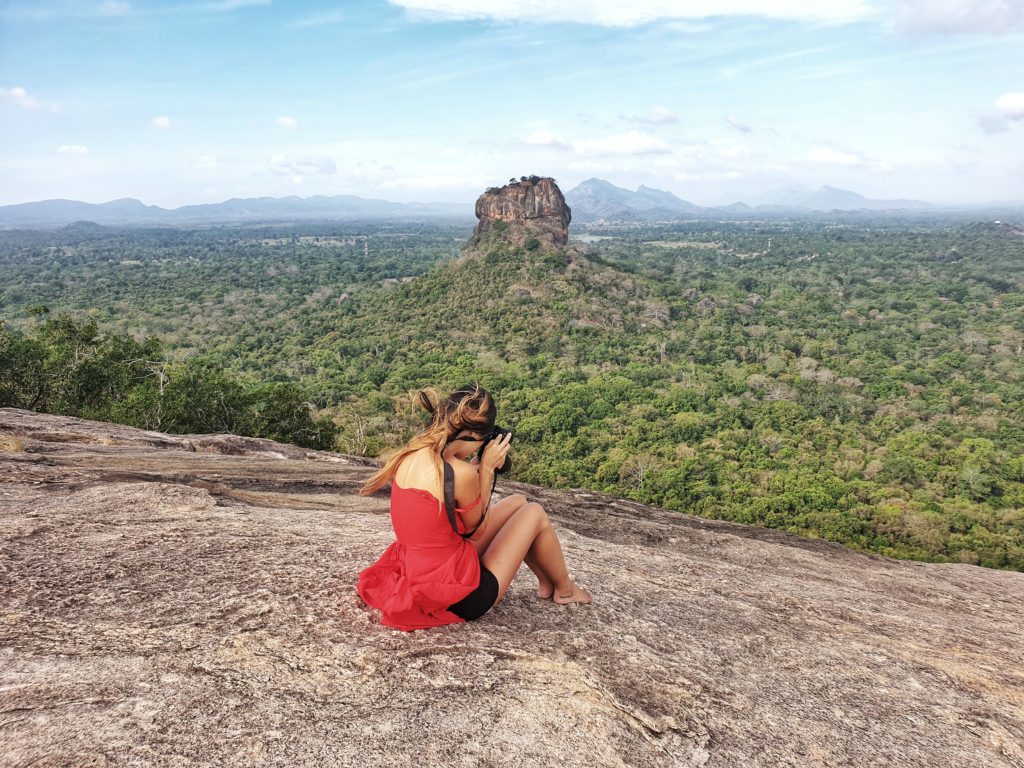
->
<box><xmin>3</xmin><ymin>177</ymin><xmax>1021</xmax><ymax>230</ymax></box>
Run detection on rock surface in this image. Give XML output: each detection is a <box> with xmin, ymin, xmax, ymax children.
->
<box><xmin>2</xmin><ymin>407</ymin><xmax>1023</xmax><ymax>767</ymax></box>
<box><xmin>468</xmin><ymin>176</ymin><xmax>572</xmax><ymax>248</ymax></box>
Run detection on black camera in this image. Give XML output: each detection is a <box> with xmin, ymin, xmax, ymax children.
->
<box><xmin>480</xmin><ymin>426</ymin><xmax>513</xmax><ymax>474</ymax></box>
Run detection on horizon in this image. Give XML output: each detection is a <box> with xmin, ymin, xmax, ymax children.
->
<box><xmin>5</xmin><ymin>177</ymin><xmax>1024</xmax><ymax>213</ymax></box>
<box><xmin>1</xmin><ymin>1</ymin><xmax>1022</xmax><ymax>208</ymax></box>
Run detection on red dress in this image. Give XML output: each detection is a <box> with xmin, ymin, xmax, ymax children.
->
<box><xmin>357</xmin><ymin>479</ymin><xmax>482</xmax><ymax>631</ymax></box>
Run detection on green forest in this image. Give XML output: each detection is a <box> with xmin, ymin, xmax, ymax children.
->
<box><xmin>1</xmin><ymin>216</ymin><xmax>1022</xmax><ymax>570</ymax></box>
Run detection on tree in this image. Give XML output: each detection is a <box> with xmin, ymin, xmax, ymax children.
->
<box><xmin>619</xmin><ymin>452</ymin><xmax>664</xmax><ymax>493</ymax></box>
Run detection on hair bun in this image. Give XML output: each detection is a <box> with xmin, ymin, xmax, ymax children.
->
<box><xmin>415</xmin><ymin>387</ymin><xmax>440</xmax><ymax>417</ymax></box>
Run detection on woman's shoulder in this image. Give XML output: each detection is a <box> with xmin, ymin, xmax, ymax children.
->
<box><xmin>394</xmin><ymin>447</ymin><xmax>441</xmax><ymax>494</ymax></box>
<box><xmin>446</xmin><ymin>456</ymin><xmax>482</xmax><ymax>508</ymax></box>
<box><xmin>398</xmin><ymin>446</ymin><xmax>430</xmax><ymax>468</ymax></box>
<box><xmin>445</xmin><ymin>453</ymin><xmax>477</xmax><ymax>481</ymax></box>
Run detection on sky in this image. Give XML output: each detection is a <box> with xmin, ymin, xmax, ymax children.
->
<box><xmin>1</xmin><ymin>0</ymin><xmax>1022</xmax><ymax>208</ymax></box>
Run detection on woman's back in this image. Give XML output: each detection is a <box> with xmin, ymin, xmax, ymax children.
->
<box><xmin>393</xmin><ymin>447</ymin><xmax>478</xmax><ymax>506</ymax></box>
<box><xmin>392</xmin><ymin>447</ymin><xmax>480</xmax><ymax>539</ymax></box>
<box><xmin>356</xmin><ymin>448</ymin><xmax>482</xmax><ymax>630</ymax></box>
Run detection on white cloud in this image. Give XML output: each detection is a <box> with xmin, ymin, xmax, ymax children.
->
<box><xmin>977</xmin><ymin>114</ymin><xmax>1010</xmax><ymax>133</ymax></box>
<box><xmin>895</xmin><ymin>0</ymin><xmax>1024</xmax><ymax>36</ymax></box>
<box><xmin>574</xmin><ymin>130</ymin><xmax>671</xmax><ymax>156</ymax></box>
<box><xmin>806</xmin><ymin>145</ymin><xmax>863</xmax><ymax>166</ymax></box>
<box><xmin>268</xmin><ymin>154</ymin><xmax>336</xmax><ymax>176</ymax></box>
<box><xmin>98</xmin><ymin>1</ymin><xmax>131</xmax><ymax>15</ymax></box>
<box><xmin>647</xmin><ymin>107</ymin><xmax>677</xmax><ymax>124</ymax></box>
<box><xmin>290</xmin><ymin>9</ymin><xmax>346</xmax><ymax>27</ymax></box>
<box><xmin>624</xmin><ymin>106</ymin><xmax>678</xmax><ymax>125</ymax></box>
<box><xmin>719</xmin><ymin>144</ymin><xmax>751</xmax><ymax>159</ymax></box>
<box><xmin>519</xmin><ymin>128</ymin><xmax>670</xmax><ymax>155</ymax></box>
<box><xmin>674</xmin><ymin>170</ymin><xmax>743</xmax><ymax>181</ymax></box>
<box><xmin>378</xmin><ymin>174</ymin><xmax>489</xmax><ymax>190</ymax></box>
<box><xmin>190</xmin><ymin>0</ymin><xmax>270</xmax><ymax>11</ymax></box>
<box><xmin>2</xmin><ymin>0</ymin><xmax>265</xmax><ymax>21</ymax></box>
<box><xmin>995</xmin><ymin>92</ymin><xmax>1024</xmax><ymax>120</ymax></box>
<box><xmin>194</xmin><ymin>155</ymin><xmax>219</xmax><ymax>170</ymax></box>
<box><xmin>387</xmin><ymin>0</ymin><xmax>871</xmax><ymax>26</ymax></box>
<box><xmin>150</xmin><ymin>115</ymin><xmax>171</xmax><ymax>128</ymax></box>
<box><xmin>567</xmin><ymin>160</ymin><xmax>615</xmax><ymax>172</ymax></box>
<box><xmin>522</xmin><ymin>129</ymin><xmax>571</xmax><ymax>150</ymax></box>
<box><xmin>725</xmin><ymin>114</ymin><xmax>752</xmax><ymax>133</ymax></box>
<box><xmin>0</xmin><ymin>85</ymin><xmax>58</xmax><ymax>113</ymax></box>
<box><xmin>665</xmin><ymin>20</ymin><xmax>715</xmax><ymax>33</ymax></box>
<box><xmin>57</xmin><ymin>145</ymin><xmax>89</xmax><ymax>155</ymax></box>
<box><xmin>276</xmin><ymin>115</ymin><xmax>299</xmax><ymax>129</ymax></box>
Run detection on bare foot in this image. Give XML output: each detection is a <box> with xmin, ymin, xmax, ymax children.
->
<box><xmin>553</xmin><ymin>583</ymin><xmax>593</xmax><ymax>605</ymax></box>
<box><xmin>537</xmin><ymin>578</ymin><xmax>554</xmax><ymax>600</ymax></box>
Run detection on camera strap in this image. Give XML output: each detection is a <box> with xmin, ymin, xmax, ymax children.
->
<box><xmin>442</xmin><ymin>457</ymin><xmax>495</xmax><ymax>539</ymax></box>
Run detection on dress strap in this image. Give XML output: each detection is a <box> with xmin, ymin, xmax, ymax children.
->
<box><xmin>443</xmin><ymin>459</ymin><xmax>484</xmax><ymax>539</ymax></box>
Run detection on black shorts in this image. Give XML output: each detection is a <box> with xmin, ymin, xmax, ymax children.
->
<box><xmin>447</xmin><ymin>558</ymin><xmax>499</xmax><ymax>621</ymax></box>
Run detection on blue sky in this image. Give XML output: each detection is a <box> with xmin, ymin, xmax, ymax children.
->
<box><xmin>1</xmin><ymin>0</ymin><xmax>1022</xmax><ymax>207</ymax></box>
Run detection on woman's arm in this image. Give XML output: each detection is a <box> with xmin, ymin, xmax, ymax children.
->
<box><xmin>456</xmin><ymin>431</ymin><xmax>511</xmax><ymax>532</ymax></box>
<box><xmin>473</xmin><ymin>464</ymin><xmax>496</xmax><ymax>524</ymax></box>
<box><xmin>454</xmin><ymin>458</ymin><xmax>494</xmax><ymax>531</ymax></box>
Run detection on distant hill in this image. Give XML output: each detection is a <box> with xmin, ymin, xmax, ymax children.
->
<box><xmin>745</xmin><ymin>185</ymin><xmax>934</xmax><ymax>212</ymax></box>
<box><xmin>563</xmin><ymin>179</ymin><xmax>936</xmax><ymax>220</ymax></box>
<box><xmin>0</xmin><ymin>194</ymin><xmax>469</xmax><ymax>229</ymax></box>
<box><xmin>0</xmin><ymin>198</ymin><xmax>168</xmax><ymax>228</ymax></box>
<box><xmin>5</xmin><ymin>183</ymin><xmax>1015</xmax><ymax>229</ymax></box>
<box><xmin>565</xmin><ymin>178</ymin><xmax>702</xmax><ymax>221</ymax></box>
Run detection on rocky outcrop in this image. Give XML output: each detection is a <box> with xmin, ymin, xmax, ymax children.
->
<box><xmin>2</xmin><ymin>407</ymin><xmax>1024</xmax><ymax>767</ymax></box>
<box><xmin>468</xmin><ymin>175</ymin><xmax>571</xmax><ymax>248</ymax></box>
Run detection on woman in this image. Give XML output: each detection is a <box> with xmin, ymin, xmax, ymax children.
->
<box><xmin>356</xmin><ymin>382</ymin><xmax>592</xmax><ymax>631</ymax></box>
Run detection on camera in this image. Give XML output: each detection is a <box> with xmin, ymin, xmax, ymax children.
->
<box><xmin>480</xmin><ymin>426</ymin><xmax>513</xmax><ymax>474</ymax></box>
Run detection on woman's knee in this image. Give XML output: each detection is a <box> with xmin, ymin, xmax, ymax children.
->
<box><xmin>518</xmin><ymin>501</ymin><xmax>550</xmax><ymax>531</ymax></box>
<box><xmin>507</xmin><ymin>493</ymin><xmax>528</xmax><ymax>509</ymax></box>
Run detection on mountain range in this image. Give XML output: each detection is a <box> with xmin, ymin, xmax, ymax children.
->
<box><xmin>563</xmin><ymin>178</ymin><xmax>704</xmax><ymax>221</ymax></box>
<box><xmin>0</xmin><ymin>195</ymin><xmax>467</xmax><ymax>229</ymax></box>
<box><xmin>562</xmin><ymin>179</ymin><xmax>942</xmax><ymax>221</ymax></box>
<box><xmin>1</xmin><ymin>180</ymin><xmax>1016</xmax><ymax>229</ymax></box>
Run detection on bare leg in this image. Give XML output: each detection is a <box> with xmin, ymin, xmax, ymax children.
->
<box><xmin>482</xmin><ymin>502</ymin><xmax>592</xmax><ymax>605</ymax></box>
<box><xmin>526</xmin><ymin>543</ymin><xmax>555</xmax><ymax>599</ymax></box>
<box><xmin>471</xmin><ymin>494</ymin><xmax>555</xmax><ymax>598</ymax></box>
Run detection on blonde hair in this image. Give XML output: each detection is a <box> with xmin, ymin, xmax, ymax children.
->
<box><xmin>359</xmin><ymin>382</ymin><xmax>497</xmax><ymax>514</ymax></box>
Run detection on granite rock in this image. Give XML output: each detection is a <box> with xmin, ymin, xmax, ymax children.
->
<box><xmin>468</xmin><ymin>176</ymin><xmax>571</xmax><ymax>248</ymax></box>
<box><xmin>1</xmin><ymin>407</ymin><xmax>1023</xmax><ymax>767</ymax></box>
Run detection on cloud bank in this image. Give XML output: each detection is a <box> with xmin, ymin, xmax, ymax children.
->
<box><xmin>267</xmin><ymin>154</ymin><xmax>336</xmax><ymax>180</ymax></box>
<box><xmin>522</xmin><ymin>129</ymin><xmax>671</xmax><ymax>156</ymax></box>
<box><xmin>725</xmin><ymin>115</ymin><xmax>752</xmax><ymax>133</ymax></box>
<box><xmin>623</xmin><ymin>106</ymin><xmax>678</xmax><ymax>125</ymax></box>
<box><xmin>0</xmin><ymin>85</ymin><xmax>58</xmax><ymax>112</ymax></box>
<box><xmin>388</xmin><ymin>0</ymin><xmax>871</xmax><ymax>26</ymax></box>
<box><xmin>894</xmin><ymin>0</ymin><xmax>1024</xmax><ymax>35</ymax></box>
<box><xmin>995</xmin><ymin>91</ymin><xmax>1024</xmax><ymax>120</ymax></box>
